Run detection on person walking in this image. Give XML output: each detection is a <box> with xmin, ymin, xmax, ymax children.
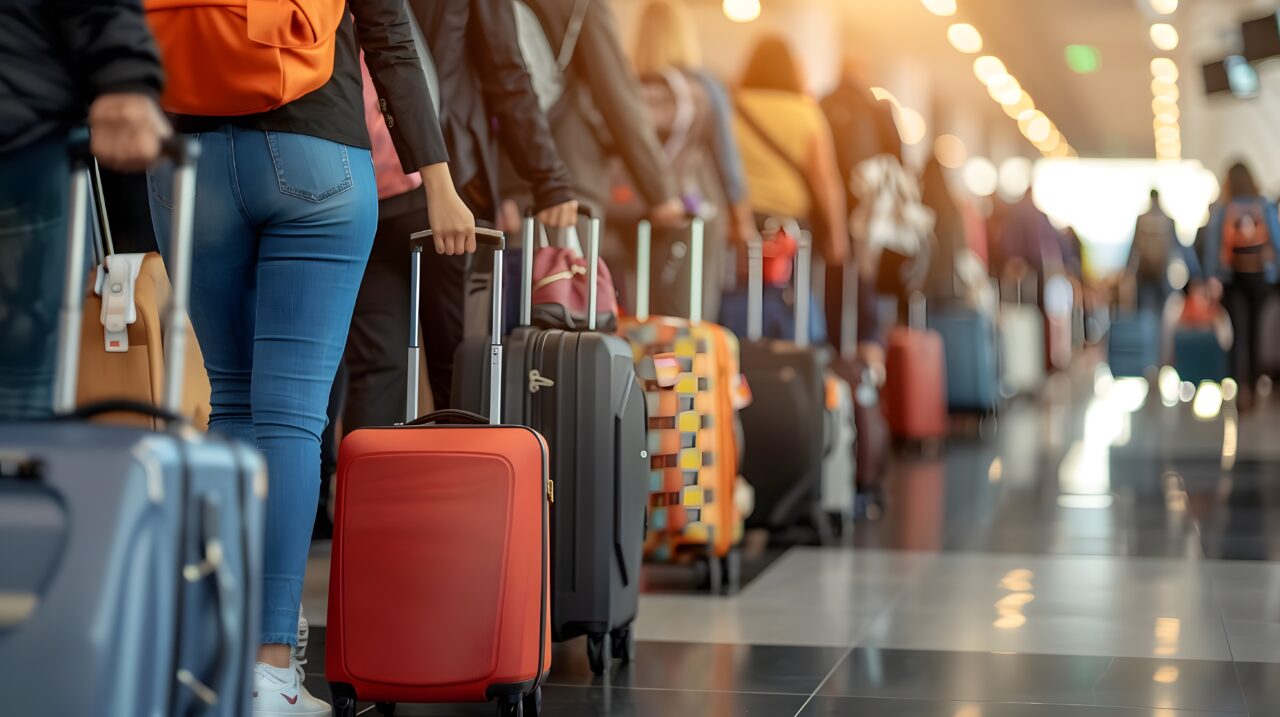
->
<box><xmin>144</xmin><ymin>0</ymin><xmax>475</xmax><ymax>713</ymax></box>
<box><xmin>1203</xmin><ymin>163</ymin><xmax>1280</xmax><ymax>408</ymax></box>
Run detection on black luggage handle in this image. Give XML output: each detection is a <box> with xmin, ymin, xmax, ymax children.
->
<box><xmin>404</xmin><ymin>408</ymin><xmax>490</xmax><ymax>427</ymax></box>
<box><xmin>634</xmin><ymin>213</ymin><xmax>706</xmax><ymax>324</ymax></box>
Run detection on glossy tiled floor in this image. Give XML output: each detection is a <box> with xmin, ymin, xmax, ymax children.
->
<box><xmin>302</xmin><ymin>360</ymin><xmax>1280</xmax><ymax>715</ymax></box>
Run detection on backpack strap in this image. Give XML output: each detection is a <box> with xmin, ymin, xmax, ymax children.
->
<box><xmin>658</xmin><ymin>68</ymin><xmax>697</xmax><ymax>159</ymax></box>
<box><xmin>734</xmin><ymin>97</ymin><xmax>809</xmax><ymax>189</ymax></box>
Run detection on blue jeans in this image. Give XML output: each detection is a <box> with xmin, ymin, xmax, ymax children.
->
<box><xmin>0</xmin><ymin>135</ymin><xmax>71</xmax><ymax>420</ymax></box>
<box><xmin>149</xmin><ymin>127</ymin><xmax>377</xmax><ymax>646</ymax></box>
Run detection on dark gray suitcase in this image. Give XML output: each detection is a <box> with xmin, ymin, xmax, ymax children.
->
<box><xmin>736</xmin><ymin>223</ymin><xmax>829</xmax><ymax>540</ymax></box>
<box><xmin>0</xmin><ymin>139</ymin><xmax>266</xmax><ymax>717</ymax></box>
<box><xmin>453</xmin><ymin>210</ymin><xmax>647</xmax><ymax>676</ymax></box>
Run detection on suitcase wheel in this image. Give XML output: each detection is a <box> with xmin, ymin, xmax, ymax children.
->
<box><xmin>497</xmin><ymin>693</ymin><xmax>525</xmax><ymax>717</ymax></box>
<box><xmin>329</xmin><ymin>683</ymin><xmax>358</xmax><ymax>717</ymax></box>
<box><xmin>610</xmin><ymin>625</ymin><xmax>637</xmax><ymax>664</ymax></box>
<box><xmin>587</xmin><ymin>631</ymin><xmax>613</xmax><ymax>675</ymax></box>
<box><xmin>375</xmin><ymin>702</ymin><xmax>396</xmax><ymax>716</ymax></box>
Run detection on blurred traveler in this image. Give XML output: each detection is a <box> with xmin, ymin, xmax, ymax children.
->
<box><xmin>993</xmin><ymin>188</ymin><xmax>1064</xmax><ymax>293</ymax></box>
<box><xmin>607</xmin><ymin>0</ymin><xmax>753</xmax><ymax>320</ymax></box>
<box><xmin>343</xmin><ymin>0</ymin><xmax>577</xmax><ymax>433</ymax></box>
<box><xmin>1125</xmin><ymin>189</ymin><xmax>1183</xmax><ymax>314</ymax></box>
<box><xmin>144</xmin><ymin>0</ymin><xmax>473</xmax><ymax>712</ymax></box>
<box><xmin>920</xmin><ymin>157</ymin><xmax>983</xmax><ymax>308</ymax></box>
<box><xmin>733</xmin><ymin>35</ymin><xmax>848</xmax><ymax>266</ymax></box>
<box><xmin>501</xmin><ymin>0</ymin><xmax>683</xmax><ymax>227</ymax></box>
<box><xmin>820</xmin><ymin>56</ymin><xmax>900</xmax><ymax>357</ymax></box>
<box><xmin>1202</xmin><ymin>162</ymin><xmax>1280</xmax><ymax>406</ymax></box>
<box><xmin>0</xmin><ymin>0</ymin><xmax>170</xmax><ymax>420</ymax></box>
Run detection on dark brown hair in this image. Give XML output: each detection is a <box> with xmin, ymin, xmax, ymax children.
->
<box><xmin>740</xmin><ymin>35</ymin><xmax>805</xmax><ymax>94</ymax></box>
<box><xmin>1227</xmin><ymin>162</ymin><xmax>1259</xmax><ymax>199</ymax></box>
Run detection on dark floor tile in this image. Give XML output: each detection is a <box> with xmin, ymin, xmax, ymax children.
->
<box><xmin>1093</xmin><ymin>657</ymin><xmax>1247</xmax><ymax>713</ymax></box>
<box><xmin>1234</xmin><ymin>661</ymin><xmax>1280</xmax><ymax>716</ymax></box>
<box><xmin>546</xmin><ymin>639</ymin><xmax>847</xmax><ymax>695</ymax></box>
<box><xmin>800</xmin><ymin>695</ymin><xmax>1242</xmax><ymax>716</ymax></box>
<box><xmin>819</xmin><ymin>648</ymin><xmax>1114</xmax><ymax>705</ymax></box>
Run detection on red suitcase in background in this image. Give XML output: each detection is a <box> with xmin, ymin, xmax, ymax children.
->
<box><xmin>326</xmin><ymin>230</ymin><xmax>551</xmax><ymax>717</ymax></box>
<box><xmin>884</xmin><ymin>293</ymin><xmax>948</xmax><ymax>441</ymax></box>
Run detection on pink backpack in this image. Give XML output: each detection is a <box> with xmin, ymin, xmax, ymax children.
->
<box><xmin>360</xmin><ymin>54</ymin><xmax>422</xmax><ymax>200</ymax></box>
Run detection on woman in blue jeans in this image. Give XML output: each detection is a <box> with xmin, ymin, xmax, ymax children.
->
<box><xmin>148</xmin><ymin>2</ymin><xmax>475</xmax><ymax>714</ymax></box>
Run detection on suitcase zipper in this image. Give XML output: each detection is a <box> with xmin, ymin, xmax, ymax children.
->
<box><xmin>547</xmin><ymin>479</ymin><xmax>555</xmax><ymax>504</ymax></box>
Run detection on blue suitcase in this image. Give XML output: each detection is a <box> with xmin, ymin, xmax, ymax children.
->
<box><xmin>929</xmin><ymin>305</ymin><xmax>1000</xmax><ymax>413</ymax></box>
<box><xmin>1175</xmin><ymin>327</ymin><xmax>1229</xmax><ymax>385</ymax></box>
<box><xmin>1108</xmin><ymin>310</ymin><xmax>1160</xmax><ymax>377</ymax></box>
<box><xmin>0</xmin><ymin>140</ymin><xmax>266</xmax><ymax>717</ymax></box>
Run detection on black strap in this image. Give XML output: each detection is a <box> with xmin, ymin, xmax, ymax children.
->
<box><xmin>56</xmin><ymin>399</ymin><xmax>187</xmax><ymax>427</ymax></box>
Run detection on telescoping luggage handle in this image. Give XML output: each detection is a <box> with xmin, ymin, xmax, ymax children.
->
<box><xmin>633</xmin><ymin>214</ymin><xmax>705</xmax><ymax>324</ymax></box>
<box><xmin>54</xmin><ymin>137</ymin><xmax>200</xmax><ymax>415</ymax></box>
<box><xmin>745</xmin><ymin>218</ymin><xmax>812</xmax><ymax>346</ymax></box>
<box><xmin>407</xmin><ymin>228</ymin><xmax>506</xmax><ymax>425</ymax></box>
<box><xmin>519</xmin><ymin>206</ymin><xmax>604</xmax><ymax>330</ymax></box>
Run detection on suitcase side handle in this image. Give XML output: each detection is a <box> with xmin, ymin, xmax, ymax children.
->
<box><xmin>56</xmin><ymin>399</ymin><xmax>186</xmax><ymax>426</ymax></box>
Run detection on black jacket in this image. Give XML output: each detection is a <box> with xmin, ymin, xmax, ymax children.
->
<box><xmin>0</xmin><ymin>0</ymin><xmax>163</xmax><ymax>154</ymax></box>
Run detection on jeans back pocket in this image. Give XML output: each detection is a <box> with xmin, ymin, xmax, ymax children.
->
<box><xmin>266</xmin><ymin>131</ymin><xmax>353</xmax><ymax>203</ymax></box>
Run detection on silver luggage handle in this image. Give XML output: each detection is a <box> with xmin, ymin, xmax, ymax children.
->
<box><xmin>54</xmin><ymin>137</ymin><xmax>200</xmax><ymax>415</ymax></box>
<box><xmin>407</xmin><ymin>228</ymin><xmax>506</xmax><ymax>425</ymax></box>
<box><xmin>745</xmin><ymin>217</ymin><xmax>807</xmax><ymax>344</ymax></box>
<box><xmin>634</xmin><ymin>214</ymin><xmax>705</xmax><ymax>325</ymax></box>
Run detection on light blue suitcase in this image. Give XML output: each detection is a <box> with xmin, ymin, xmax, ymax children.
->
<box><xmin>0</xmin><ymin>139</ymin><xmax>266</xmax><ymax>717</ymax></box>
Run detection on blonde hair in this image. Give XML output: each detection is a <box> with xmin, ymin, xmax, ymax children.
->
<box><xmin>630</xmin><ymin>0</ymin><xmax>702</xmax><ymax>76</ymax></box>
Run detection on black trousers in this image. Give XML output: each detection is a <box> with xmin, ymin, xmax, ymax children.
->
<box><xmin>1224</xmin><ymin>272</ymin><xmax>1270</xmax><ymax>391</ymax></box>
<box><xmin>342</xmin><ymin>209</ymin><xmax>467</xmax><ymax>432</ymax></box>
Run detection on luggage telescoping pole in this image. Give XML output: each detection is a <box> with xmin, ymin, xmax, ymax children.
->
<box><xmin>407</xmin><ymin>227</ymin><xmax>507</xmax><ymax>424</ymax></box>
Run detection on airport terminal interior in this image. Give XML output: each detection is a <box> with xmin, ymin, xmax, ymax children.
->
<box><xmin>14</xmin><ymin>0</ymin><xmax>1280</xmax><ymax>716</ymax></box>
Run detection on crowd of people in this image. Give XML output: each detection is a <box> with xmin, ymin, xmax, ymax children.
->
<box><xmin>6</xmin><ymin>0</ymin><xmax>1280</xmax><ymax>715</ymax></box>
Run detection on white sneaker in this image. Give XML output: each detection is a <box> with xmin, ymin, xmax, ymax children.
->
<box><xmin>294</xmin><ymin>612</ymin><xmax>310</xmax><ymax>685</ymax></box>
<box><xmin>253</xmin><ymin>660</ymin><xmax>329</xmax><ymax>717</ymax></box>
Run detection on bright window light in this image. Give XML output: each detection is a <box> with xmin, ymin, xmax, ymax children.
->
<box><xmin>1150</xmin><ymin>0</ymin><xmax>1178</xmax><ymax>15</ymax></box>
<box><xmin>963</xmin><ymin>157</ymin><xmax>999</xmax><ymax>197</ymax></box>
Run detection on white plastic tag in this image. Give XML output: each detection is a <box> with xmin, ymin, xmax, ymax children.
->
<box><xmin>95</xmin><ymin>253</ymin><xmax>146</xmax><ymax>353</ymax></box>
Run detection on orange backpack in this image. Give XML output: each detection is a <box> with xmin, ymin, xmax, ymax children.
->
<box><xmin>1220</xmin><ymin>201</ymin><xmax>1276</xmax><ymax>274</ymax></box>
<box><xmin>145</xmin><ymin>0</ymin><xmax>345</xmax><ymax>116</ymax></box>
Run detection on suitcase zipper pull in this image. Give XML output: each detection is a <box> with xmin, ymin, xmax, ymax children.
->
<box><xmin>529</xmin><ymin>370</ymin><xmax>555</xmax><ymax>393</ymax></box>
<box><xmin>547</xmin><ymin>479</ymin><xmax>555</xmax><ymax>504</ymax></box>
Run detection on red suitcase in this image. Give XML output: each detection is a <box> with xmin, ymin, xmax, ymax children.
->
<box><xmin>326</xmin><ymin>229</ymin><xmax>551</xmax><ymax>717</ymax></box>
<box><xmin>884</xmin><ymin>294</ymin><xmax>948</xmax><ymax>441</ymax></box>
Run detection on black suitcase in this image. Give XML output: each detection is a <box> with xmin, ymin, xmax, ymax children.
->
<box><xmin>737</xmin><ymin>221</ymin><xmax>828</xmax><ymax>538</ymax></box>
<box><xmin>453</xmin><ymin>209</ymin><xmax>647</xmax><ymax>675</ymax></box>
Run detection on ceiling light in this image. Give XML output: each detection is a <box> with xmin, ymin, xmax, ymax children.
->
<box><xmin>1155</xmin><ymin>107</ymin><xmax>1180</xmax><ymax>123</ymax></box>
<box><xmin>1151</xmin><ymin>57</ymin><xmax>1179</xmax><ymax>81</ymax></box>
<box><xmin>1047</xmin><ymin>142</ymin><xmax>1073</xmax><ymax>159</ymax></box>
<box><xmin>974</xmin><ymin>56</ymin><xmax>1008</xmax><ymax>84</ymax></box>
<box><xmin>1153</xmin><ymin>116</ymin><xmax>1178</xmax><ymax>131</ymax></box>
<box><xmin>963</xmin><ymin>157</ymin><xmax>999</xmax><ymax>197</ymax></box>
<box><xmin>722</xmin><ymin>0</ymin><xmax>760</xmax><ymax>23</ymax></box>
<box><xmin>1155</xmin><ymin>126</ymin><xmax>1180</xmax><ymax>143</ymax></box>
<box><xmin>989</xmin><ymin>77</ymin><xmax>1023</xmax><ymax>105</ymax></box>
<box><xmin>1003</xmin><ymin>92</ymin><xmax>1035</xmax><ymax>119</ymax></box>
<box><xmin>1152</xmin><ymin>96</ymin><xmax>1178</xmax><ymax>115</ymax></box>
<box><xmin>948</xmin><ymin>23</ymin><xmax>983</xmax><ymax>53</ymax></box>
<box><xmin>1149</xmin><ymin>0</ymin><xmax>1177</xmax><ymax>14</ymax></box>
<box><xmin>1151</xmin><ymin>79</ymin><xmax>1180</xmax><ymax>101</ymax></box>
<box><xmin>1025</xmin><ymin>114</ymin><xmax>1052</xmax><ymax>142</ymax></box>
<box><xmin>1039</xmin><ymin>130</ymin><xmax>1062</xmax><ymax>153</ymax></box>
<box><xmin>922</xmin><ymin>0</ymin><xmax>957</xmax><ymax>16</ymax></box>
<box><xmin>1150</xmin><ymin>23</ymin><xmax>1179</xmax><ymax>51</ymax></box>
<box><xmin>934</xmin><ymin>134</ymin><xmax>968</xmax><ymax>169</ymax></box>
<box><xmin>1064</xmin><ymin>45</ymin><xmax>1101</xmax><ymax>74</ymax></box>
